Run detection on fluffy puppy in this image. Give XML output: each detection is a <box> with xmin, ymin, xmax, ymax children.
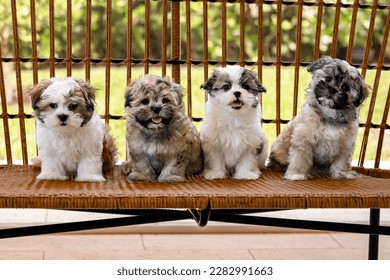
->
<box><xmin>29</xmin><ymin>77</ymin><xmax>117</xmax><ymax>182</ymax></box>
<box><xmin>268</xmin><ymin>56</ymin><xmax>370</xmax><ymax>180</ymax></box>
<box><xmin>122</xmin><ymin>74</ymin><xmax>203</xmax><ymax>182</ymax></box>
<box><xmin>200</xmin><ymin>65</ymin><xmax>268</xmax><ymax>180</ymax></box>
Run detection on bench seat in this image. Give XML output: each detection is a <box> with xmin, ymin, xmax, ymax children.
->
<box><xmin>1</xmin><ymin>165</ymin><xmax>388</xmax><ymax>210</ymax></box>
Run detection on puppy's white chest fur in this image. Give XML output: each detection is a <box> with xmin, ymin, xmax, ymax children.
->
<box><xmin>314</xmin><ymin>122</ymin><xmax>356</xmax><ymax>165</ymax></box>
<box><xmin>202</xmin><ymin>107</ymin><xmax>262</xmax><ymax>166</ymax></box>
<box><xmin>36</xmin><ymin>112</ymin><xmax>104</xmax><ymax>178</ymax></box>
<box><xmin>201</xmin><ymin>101</ymin><xmax>268</xmax><ymax>180</ymax></box>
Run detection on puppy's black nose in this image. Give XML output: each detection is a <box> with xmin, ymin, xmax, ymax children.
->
<box><xmin>151</xmin><ymin>106</ymin><xmax>161</xmax><ymax>114</ymax></box>
<box><xmin>234</xmin><ymin>91</ymin><xmax>241</xmax><ymax>98</ymax></box>
<box><xmin>58</xmin><ymin>114</ymin><xmax>68</xmax><ymax>122</ymax></box>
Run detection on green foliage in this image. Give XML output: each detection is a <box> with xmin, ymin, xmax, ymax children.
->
<box><xmin>1</xmin><ymin>1</ymin><xmax>387</xmax><ymax>62</ymax></box>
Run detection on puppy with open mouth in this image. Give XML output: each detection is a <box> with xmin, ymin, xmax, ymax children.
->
<box><xmin>29</xmin><ymin>77</ymin><xmax>117</xmax><ymax>182</ymax></box>
<box><xmin>122</xmin><ymin>74</ymin><xmax>203</xmax><ymax>182</ymax></box>
<box><xmin>200</xmin><ymin>65</ymin><xmax>268</xmax><ymax>180</ymax></box>
<box><xmin>268</xmin><ymin>56</ymin><xmax>370</xmax><ymax>180</ymax></box>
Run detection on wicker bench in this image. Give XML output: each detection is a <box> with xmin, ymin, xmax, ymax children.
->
<box><xmin>0</xmin><ymin>0</ymin><xmax>389</xmax><ymax>260</ymax></box>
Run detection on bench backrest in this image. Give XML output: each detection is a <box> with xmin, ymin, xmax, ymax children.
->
<box><xmin>0</xmin><ymin>0</ymin><xmax>389</xmax><ymax>170</ymax></box>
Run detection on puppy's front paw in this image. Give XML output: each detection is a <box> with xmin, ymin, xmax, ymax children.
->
<box><xmin>127</xmin><ymin>171</ymin><xmax>155</xmax><ymax>182</ymax></box>
<box><xmin>37</xmin><ymin>172</ymin><xmax>68</xmax><ymax>181</ymax></box>
<box><xmin>284</xmin><ymin>172</ymin><xmax>308</xmax><ymax>181</ymax></box>
<box><xmin>158</xmin><ymin>175</ymin><xmax>186</xmax><ymax>183</ymax></box>
<box><xmin>76</xmin><ymin>174</ymin><xmax>105</xmax><ymax>182</ymax></box>
<box><xmin>233</xmin><ymin>169</ymin><xmax>261</xmax><ymax>180</ymax></box>
<box><xmin>120</xmin><ymin>161</ymin><xmax>132</xmax><ymax>175</ymax></box>
<box><xmin>203</xmin><ymin>169</ymin><xmax>227</xmax><ymax>180</ymax></box>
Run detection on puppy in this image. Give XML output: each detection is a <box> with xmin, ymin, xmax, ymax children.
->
<box><xmin>29</xmin><ymin>77</ymin><xmax>117</xmax><ymax>182</ymax></box>
<box><xmin>122</xmin><ymin>74</ymin><xmax>203</xmax><ymax>182</ymax></box>
<box><xmin>268</xmin><ymin>56</ymin><xmax>370</xmax><ymax>180</ymax></box>
<box><xmin>200</xmin><ymin>65</ymin><xmax>268</xmax><ymax>180</ymax></box>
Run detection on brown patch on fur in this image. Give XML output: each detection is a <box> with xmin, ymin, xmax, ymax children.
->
<box><xmin>73</xmin><ymin>78</ymin><xmax>96</xmax><ymax>104</ymax></box>
<box><xmin>102</xmin><ymin>123</ymin><xmax>117</xmax><ymax>173</ymax></box>
<box><xmin>28</xmin><ymin>79</ymin><xmax>53</xmax><ymax>110</ymax></box>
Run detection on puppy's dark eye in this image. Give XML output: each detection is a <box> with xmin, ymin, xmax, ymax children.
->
<box><xmin>68</xmin><ymin>103</ymin><xmax>78</xmax><ymax>111</ymax></box>
<box><xmin>49</xmin><ymin>103</ymin><xmax>57</xmax><ymax>109</ymax></box>
<box><xmin>162</xmin><ymin>98</ymin><xmax>170</xmax><ymax>104</ymax></box>
<box><xmin>242</xmin><ymin>84</ymin><xmax>250</xmax><ymax>91</ymax></box>
<box><xmin>141</xmin><ymin>99</ymin><xmax>150</xmax><ymax>105</ymax></box>
<box><xmin>222</xmin><ymin>84</ymin><xmax>231</xmax><ymax>91</ymax></box>
<box><xmin>341</xmin><ymin>84</ymin><xmax>350</xmax><ymax>92</ymax></box>
<box><xmin>325</xmin><ymin>76</ymin><xmax>332</xmax><ymax>82</ymax></box>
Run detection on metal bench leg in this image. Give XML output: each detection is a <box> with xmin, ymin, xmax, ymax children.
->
<box><xmin>368</xmin><ymin>209</ymin><xmax>380</xmax><ymax>260</ymax></box>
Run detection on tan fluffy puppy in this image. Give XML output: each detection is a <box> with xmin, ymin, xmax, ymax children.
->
<box><xmin>122</xmin><ymin>74</ymin><xmax>203</xmax><ymax>182</ymax></box>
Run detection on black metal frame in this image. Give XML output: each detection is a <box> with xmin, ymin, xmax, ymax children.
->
<box><xmin>0</xmin><ymin>208</ymin><xmax>388</xmax><ymax>260</ymax></box>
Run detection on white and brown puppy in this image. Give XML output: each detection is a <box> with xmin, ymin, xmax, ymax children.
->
<box><xmin>200</xmin><ymin>65</ymin><xmax>268</xmax><ymax>180</ymax></box>
<box><xmin>122</xmin><ymin>74</ymin><xmax>203</xmax><ymax>182</ymax></box>
<box><xmin>29</xmin><ymin>77</ymin><xmax>117</xmax><ymax>182</ymax></box>
<box><xmin>268</xmin><ymin>56</ymin><xmax>370</xmax><ymax>180</ymax></box>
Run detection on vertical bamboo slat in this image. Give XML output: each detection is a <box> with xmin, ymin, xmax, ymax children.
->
<box><xmin>186</xmin><ymin>0</ymin><xmax>193</xmax><ymax>118</ymax></box>
<box><xmin>346</xmin><ymin>0</ymin><xmax>359</xmax><ymax>63</ymax></box>
<box><xmin>330</xmin><ymin>0</ymin><xmax>342</xmax><ymax>58</ymax></box>
<box><xmin>126</xmin><ymin>0</ymin><xmax>133</xmax><ymax>84</ymax></box>
<box><xmin>257</xmin><ymin>0</ymin><xmax>263</xmax><ymax>84</ymax></box>
<box><xmin>314</xmin><ymin>0</ymin><xmax>324</xmax><ymax>60</ymax></box>
<box><xmin>30</xmin><ymin>0</ymin><xmax>38</xmax><ymax>85</ymax></box>
<box><xmin>361</xmin><ymin>0</ymin><xmax>378</xmax><ymax>78</ymax></box>
<box><xmin>293</xmin><ymin>0</ymin><xmax>304</xmax><ymax>117</ymax></box>
<box><xmin>11</xmin><ymin>0</ymin><xmax>28</xmax><ymax>164</ymax></box>
<box><xmin>49</xmin><ymin>0</ymin><xmax>55</xmax><ymax>77</ymax></box>
<box><xmin>66</xmin><ymin>0</ymin><xmax>72</xmax><ymax>77</ymax></box>
<box><xmin>275</xmin><ymin>0</ymin><xmax>282</xmax><ymax>135</ymax></box>
<box><xmin>144</xmin><ymin>0</ymin><xmax>150</xmax><ymax>75</ymax></box>
<box><xmin>171</xmin><ymin>1</ymin><xmax>181</xmax><ymax>84</ymax></box>
<box><xmin>0</xmin><ymin>44</ymin><xmax>12</xmax><ymax>164</ymax></box>
<box><xmin>104</xmin><ymin>0</ymin><xmax>112</xmax><ymax>124</ymax></box>
<box><xmin>221</xmin><ymin>0</ymin><xmax>227</xmax><ymax>67</ymax></box>
<box><xmin>202</xmin><ymin>0</ymin><xmax>209</xmax><ymax>98</ymax></box>
<box><xmin>85</xmin><ymin>0</ymin><xmax>92</xmax><ymax>81</ymax></box>
<box><xmin>161</xmin><ymin>0</ymin><xmax>168</xmax><ymax>77</ymax></box>
<box><xmin>239</xmin><ymin>1</ymin><xmax>245</xmax><ymax>67</ymax></box>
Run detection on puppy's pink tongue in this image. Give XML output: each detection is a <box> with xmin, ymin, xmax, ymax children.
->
<box><xmin>152</xmin><ymin>117</ymin><xmax>162</xmax><ymax>124</ymax></box>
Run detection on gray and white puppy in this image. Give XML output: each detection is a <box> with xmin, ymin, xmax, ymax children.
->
<box><xmin>200</xmin><ymin>66</ymin><xmax>268</xmax><ymax>180</ymax></box>
<box><xmin>122</xmin><ymin>74</ymin><xmax>203</xmax><ymax>182</ymax></box>
<box><xmin>268</xmin><ymin>56</ymin><xmax>370</xmax><ymax>180</ymax></box>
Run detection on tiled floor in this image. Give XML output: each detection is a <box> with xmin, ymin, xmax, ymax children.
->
<box><xmin>0</xmin><ymin>233</ymin><xmax>389</xmax><ymax>260</ymax></box>
<box><xmin>1</xmin><ymin>209</ymin><xmax>389</xmax><ymax>260</ymax></box>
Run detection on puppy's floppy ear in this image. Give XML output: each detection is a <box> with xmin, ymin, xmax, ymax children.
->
<box><xmin>28</xmin><ymin>79</ymin><xmax>53</xmax><ymax>110</ymax></box>
<box><xmin>74</xmin><ymin>78</ymin><xmax>96</xmax><ymax>111</ymax></box>
<box><xmin>256</xmin><ymin>80</ymin><xmax>266</xmax><ymax>93</ymax></box>
<box><xmin>200</xmin><ymin>73</ymin><xmax>216</xmax><ymax>94</ymax></box>
<box><xmin>124</xmin><ymin>78</ymin><xmax>141</xmax><ymax>108</ymax></box>
<box><xmin>355</xmin><ymin>78</ymin><xmax>371</xmax><ymax>107</ymax></box>
<box><xmin>169</xmin><ymin>80</ymin><xmax>184</xmax><ymax>105</ymax></box>
<box><xmin>243</xmin><ymin>68</ymin><xmax>267</xmax><ymax>93</ymax></box>
<box><xmin>307</xmin><ymin>56</ymin><xmax>333</xmax><ymax>74</ymax></box>
<box><xmin>124</xmin><ymin>82</ymin><xmax>135</xmax><ymax>108</ymax></box>
<box><xmin>124</xmin><ymin>90</ymin><xmax>133</xmax><ymax>108</ymax></box>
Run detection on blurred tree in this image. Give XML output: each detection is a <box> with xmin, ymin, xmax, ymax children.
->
<box><xmin>0</xmin><ymin>0</ymin><xmax>388</xmax><ymax>66</ymax></box>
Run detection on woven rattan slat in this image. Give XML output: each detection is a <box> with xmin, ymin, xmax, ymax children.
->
<box><xmin>0</xmin><ymin>165</ymin><xmax>388</xmax><ymax>210</ymax></box>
